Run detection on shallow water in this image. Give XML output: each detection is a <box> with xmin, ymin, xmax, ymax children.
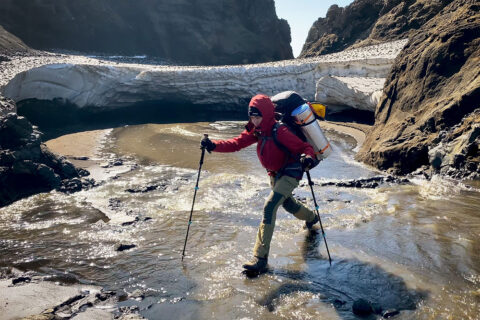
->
<box><xmin>1</xmin><ymin>121</ymin><xmax>479</xmax><ymax>319</ymax></box>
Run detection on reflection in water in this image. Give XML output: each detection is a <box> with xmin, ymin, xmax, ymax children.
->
<box><xmin>0</xmin><ymin>121</ymin><xmax>479</xmax><ymax>319</ymax></box>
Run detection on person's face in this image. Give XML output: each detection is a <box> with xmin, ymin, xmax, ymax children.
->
<box><xmin>250</xmin><ymin>116</ymin><xmax>263</xmax><ymax>127</ymax></box>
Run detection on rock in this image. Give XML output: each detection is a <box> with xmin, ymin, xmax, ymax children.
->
<box><xmin>0</xmin><ymin>0</ymin><xmax>292</xmax><ymax>65</ymax></box>
<box><xmin>383</xmin><ymin>309</ymin><xmax>400</xmax><ymax>318</ymax></box>
<box><xmin>44</xmin><ymin>273</ymin><xmax>78</xmax><ymax>285</ymax></box>
<box><xmin>0</xmin><ymin>95</ymin><xmax>16</xmax><ymax>116</ymax></box>
<box><xmin>0</xmin><ymin>55</ymin><xmax>11</xmax><ymax>63</ymax></box>
<box><xmin>121</xmin><ymin>217</ymin><xmax>140</xmax><ymax>226</ymax></box>
<box><xmin>300</xmin><ymin>0</ymin><xmax>452</xmax><ymax>57</ymax></box>
<box><xmin>301</xmin><ymin>1</ymin><xmax>385</xmax><ymax>57</ymax></box>
<box><xmin>59</xmin><ymin>160</ymin><xmax>79</xmax><ymax>178</ymax></box>
<box><xmin>99</xmin><ymin>162</ymin><xmax>111</xmax><ymax>168</ymax></box>
<box><xmin>0</xmin><ymin>25</ymin><xmax>31</xmax><ymax>55</ymax></box>
<box><xmin>95</xmin><ymin>291</ymin><xmax>115</xmax><ymax>301</ymax></box>
<box><xmin>428</xmin><ymin>146</ymin><xmax>445</xmax><ymax>171</ymax></box>
<box><xmin>59</xmin><ymin>178</ymin><xmax>83</xmax><ymax>193</ymax></box>
<box><xmin>320</xmin><ymin>176</ymin><xmax>408</xmax><ymax>188</ymax></box>
<box><xmin>72</xmin><ymin>156</ymin><xmax>89</xmax><ymax>161</ymax></box>
<box><xmin>129</xmin><ymin>289</ymin><xmax>145</xmax><ymax>300</ymax></box>
<box><xmin>352</xmin><ymin>298</ymin><xmax>373</xmax><ymax>316</ymax></box>
<box><xmin>125</xmin><ymin>185</ymin><xmax>160</xmax><ymax>193</ymax></box>
<box><xmin>112</xmin><ymin>159</ymin><xmax>123</xmax><ymax>166</ymax></box>
<box><xmin>118</xmin><ymin>305</ymin><xmax>140</xmax><ymax>314</ymax></box>
<box><xmin>333</xmin><ymin>299</ymin><xmax>346</xmax><ymax>308</ymax></box>
<box><xmin>0</xmin><ymin>151</ymin><xmax>15</xmax><ymax>166</ymax></box>
<box><xmin>357</xmin><ymin>0</ymin><xmax>480</xmax><ymax>177</ymax></box>
<box><xmin>0</xmin><ymin>96</ymin><xmax>94</xmax><ymax>207</ymax></box>
<box><xmin>116</xmin><ymin>244</ymin><xmax>136</xmax><ymax>252</ymax></box>
<box><xmin>77</xmin><ymin>168</ymin><xmax>90</xmax><ymax>177</ymax></box>
<box><xmin>11</xmin><ymin>276</ymin><xmax>31</xmax><ymax>285</ymax></box>
<box><xmin>108</xmin><ymin>198</ymin><xmax>123</xmax><ymax>210</ymax></box>
<box><xmin>0</xmin><ymin>278</ymin><xmax>101</xmax><ymax>319</ymax></box>
<box><xmin>0</xmin><ymin>113</ymin><xmax>33</xmax><ymax>149</ymax></box>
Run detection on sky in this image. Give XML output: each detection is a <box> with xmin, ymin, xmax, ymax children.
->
<box><xmin>274</xmin><ymin>0</ymin><xmax>355</xmax><ymax>57</ymax></box>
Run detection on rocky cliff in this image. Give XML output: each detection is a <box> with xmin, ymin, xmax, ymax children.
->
<box><xmin>356</xmin><ymin>0</ymin><xmax>479</xmax><ymax>179</ymax></box>
<box><xmin>0</xmin><ymin>0</ymin><xmax>292</xmax><ymax>65</ymax></box>
<box><xmin>0</xmin><ymin>25</ymin><xmax>30</xmax><ymax>56</ymax></box>
<box><xmin>300</xmin><ymin>0</ymin><xmax>453</xmax><ymax>57</ymax></box>
<box><xmin>0</xmin><ymin>96</ymin><xmax>94</xmax><ymax>207</ymax></box>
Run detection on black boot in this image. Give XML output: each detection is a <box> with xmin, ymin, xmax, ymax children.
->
<box><xmin>242</xmin><ymin>256</ymin><xmax>268</xmax><ymax>272</ymax></box>
<box><xmin>304</xmin><ymin>215</ymin><xmax>319</xmax><ymax>230</ymax></box>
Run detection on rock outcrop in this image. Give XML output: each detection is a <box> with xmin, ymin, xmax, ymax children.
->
<box><xmin>300</xmin><ymin>0</ymin><xmax>453</xmax><ymax>58</ymax></box>
<box><xmin>0</xmin><ymin>96</ymin><xmax>94</xmax><ymax>207</ymax></box>
<box><xmin>0</xmin><ymin>0</ymin><xmax>292</xmax><ymax>65</ymax></box>
<box><xmin>0</xmin><ymin>25</ymin><xmax>30</xmax><ymax>55</ymax></box>
<box><xmin>357</xmin><ymin>0</ymin><xmax>480</xmax><ymax>179</ymax></box>
<box><xmin>3</xmin><ymin>40</ymin><xmax>407</xmax><ymax>131</ymax></box>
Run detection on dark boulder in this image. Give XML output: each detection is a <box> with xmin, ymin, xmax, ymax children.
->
<box><xmin>357</xmin><ymin>0</ymin><xmax>480</xmax><ymax>178</ymax></box>
<box><xmin>116</xmin><ymin>244</ymin><xmax>136</xmax><ymax>252</ymax></box>
<box><xmin>125</xmin><ymin>184</ymin><xmax>165</xmax><ymax>193</ymax></box>
<box><xmin>352</xmin><ymin>298</ymin><xmax>374</xmax><ymax>316</ymax></box>
<box><xmin>383</xmin><ymin>309</ymin><xmax>400</xmax><ymax>318</ymax></box>
<box><xmin>0</xmin><ymin>96</ymin><xmax>94</xmax><ymax>207</ymax></box>
<box><xmin>11</xmin><ymin>276</ymin><xmax>31</xmax><ymax>285</ymax></box>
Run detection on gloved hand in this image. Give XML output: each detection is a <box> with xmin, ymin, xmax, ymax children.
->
<box><xmin>200</xmin><ymin>136</ymin><xmax>216</xmax><ymax>153</ymax></box>
<box><xmin>300</xmin><ymin>154</ymin><xmax>317</xmax><ymax>171</ymax></box>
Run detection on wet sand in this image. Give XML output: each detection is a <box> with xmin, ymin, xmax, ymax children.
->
<box><xmin>45</xmin><ymin>129</ymin><xmax>109</xmax><ymax>159</ymax></box>
<box><xmin>45</xmin><ymin>121</ymin><xmax>368</xmax><ymax>160</ymax></box>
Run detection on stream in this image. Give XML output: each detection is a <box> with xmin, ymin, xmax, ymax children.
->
<box><xmin>0</xmin><ymin>121</ymin><xmax>479</xmax><ymax>319</ymax></box>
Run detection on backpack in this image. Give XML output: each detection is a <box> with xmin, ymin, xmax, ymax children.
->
<box><xmin>270</xmin><ymin>91</ymin><xmax>308</xmax><ymax>142</ymax></box>
<box><xmin>270</xmin><ymin>91</ymin><xmax>323</xmax><ymax>174</ymax></box>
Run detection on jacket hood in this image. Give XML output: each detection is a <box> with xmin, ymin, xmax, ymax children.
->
<box><xmin>248</xmin><ymin>94</ymin><xmax>276</xmax><ymax>133</ymax></box>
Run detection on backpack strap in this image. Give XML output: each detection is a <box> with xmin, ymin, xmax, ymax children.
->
<box><xmin>272</xmin><ymin>123</ymin><xmax>304</xmax><ymax>179</ymax></box>
<box><xmin>272</xmin><ymin>122</ymin><xmax>295</xmax><ymax>159</ymax></box>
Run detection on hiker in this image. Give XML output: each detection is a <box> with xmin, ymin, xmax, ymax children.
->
<box><xmin>200</xmin><ymin>94</ymin><xmax>320</xmax><ymax>272</ymax></box>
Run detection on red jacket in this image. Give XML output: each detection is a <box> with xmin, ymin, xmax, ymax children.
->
<box><xmin>213</xmin><ymin>94</ymin><xmax>315</xmax><ymax>177</ymax></box>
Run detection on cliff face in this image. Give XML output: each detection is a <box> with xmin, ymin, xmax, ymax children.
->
<box><xmin>300</xmin><ymin>0</ymin><xmax>453</xmax><ymax>57</ymax></box>
<box><xmin>356</xmin><ymin>0</ymin><xmax>480</xmax><ymax>179</ymax></box>
<box><xmin>0</xmin><ymin>25</ymin><xmax>30</xmax><ymax>55</ymax></box>
<box><xmin>0</xmin><ymin>0</ymin><xmax>292</xmax><ymax>65</ymax></box>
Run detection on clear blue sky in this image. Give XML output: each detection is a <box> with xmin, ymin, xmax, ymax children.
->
<box><xmin>275</xmin><ymin>0</ymin><xmax>354</xmax><ymax>57</ymax></box>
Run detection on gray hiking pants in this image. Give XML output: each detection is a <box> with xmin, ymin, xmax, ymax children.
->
<box><xmin>253</xmin><ymin>175</ymin><xmax>317</xmax><ymax>259</ymax></box>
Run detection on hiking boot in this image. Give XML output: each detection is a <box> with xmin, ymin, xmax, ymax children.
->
<box><xmin>242</xmin><ymin>256</ymin><xmax>268</xmax><ymax>272</ymax></box>
<box><xmin>304</xmin><ymin>215</ymin><xmax>319</xmax><ymax>230</ymax></box>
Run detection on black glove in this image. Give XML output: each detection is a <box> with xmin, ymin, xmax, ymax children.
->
<box><xmin>300</xmin><ymin>155</ymin><xmax>317</xmax><ymax>171</ymax></box>
<box><xmin>200</xmin><ymin>136</ymin><xmax>216</xmax><ymax>153</ymax></box>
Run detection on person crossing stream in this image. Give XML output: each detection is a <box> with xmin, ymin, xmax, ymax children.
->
<box><xmin>198</xmin><ymin>94</ymin><xmax>330</xmax><ymax>274</ymax></box>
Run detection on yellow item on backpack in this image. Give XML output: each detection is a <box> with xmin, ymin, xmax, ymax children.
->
<box><xmin>310</xmin><ymin>102</ymin><xmax>326</xmax><ymax>120</ymax></box>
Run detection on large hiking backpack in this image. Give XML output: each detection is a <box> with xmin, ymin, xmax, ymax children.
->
<box><xmin>271</xmin><ymin>91</ymin><xmax>309</xmax><ymax>141</ymax></box>
<box><xmin>270</xmin><ymin>91</ymin><xmax>329</xmax><ymax>167</ymax></box>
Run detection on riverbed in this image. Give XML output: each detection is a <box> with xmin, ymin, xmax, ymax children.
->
<box><xmin>1</xmin><ymin>121</ymin><xmax>479</xmax><ymax>319</ymax></box>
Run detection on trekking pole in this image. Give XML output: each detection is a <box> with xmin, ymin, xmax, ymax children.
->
<box><xmin>181</xmin><ymin>134</ymin><xmax>208</xmax><ymax>261</ymax></box>
<box><xmin>306</xmin><ymin>170</ymin><xmax>332</xmax><ymax>266</ymax></box>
